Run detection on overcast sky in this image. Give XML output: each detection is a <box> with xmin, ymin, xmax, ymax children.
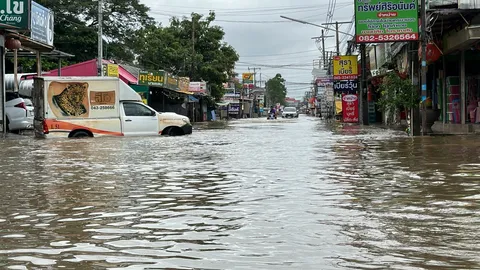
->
<box><xmin>141</xmin><ymin>0</ymin><xmax>354</xmax><ymax>99</ymax></box>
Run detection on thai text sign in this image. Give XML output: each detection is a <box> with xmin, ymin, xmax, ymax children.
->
<box><xmin>0</xmin><ymin>0</ymin><xmax>31</xmax><ymax>30</ymax></box>
<box><xmin>354</xmin><ymin>0</ymin><xmax>419</xmax><ymax>43</ymax></box>
<box><xmin>316</xmin><ymin>76</ymin><xmax>333</xmax><ymax>94</ymax></box>
<box><xmin>342</xmin><ymin>94</ymin><xmax>359</xmax><ymax>123</ymax></box>
<box><xmin>31</xmin><ymin>1</ymin><xmax>54</xmax><ymax>45</ymax></box>
<box><xmin>189</xmin><ymin>81</ymin><xmax>207</xmax><ymax>93</ymax></box>
<box><xmin>242</xmin><ymin>73</ymin><xmax>254</xmax><ymax>84</ymax></box>
<box><xmin>333</xmin><ymin>55</ymin><xmax>358</xmax><ymax>80</ymax></box>
<box><xmin>106</xmin><ymin>64</ymin><xmax>119</xmax><ymax>77</ymax></box>
<box><xmin>334</xmin><ymin>80</ymin><xmax>358</xmax><ymax>92</ymax></box>
<box><xmin>138</xmin><ymin>70</ymin><xmax>165</xmax><ymax>87</ymax></box>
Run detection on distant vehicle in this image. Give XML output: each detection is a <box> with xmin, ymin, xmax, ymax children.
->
<box><xmin>33</xmin><ymin>77</ymin><xmax>192</xmax><ymax>138</ymax></box>
<box><xmin>282</xmin><ymin>107</ymin><xmax>299</xmax><ymax>118</ymax></box>
<box><xmin>5</xmin><ymin>91</ymin><xmax>34</xmax><ymax>132</ymax></box>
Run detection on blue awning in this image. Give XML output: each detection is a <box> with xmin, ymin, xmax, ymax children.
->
<box><xmin>188</xmin><ymin>95</ymin><xmax>199</xmax><ymax>102</ymax></box>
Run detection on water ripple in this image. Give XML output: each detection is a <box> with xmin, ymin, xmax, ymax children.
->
<box><xmin>0</xmin><ymin>117</ymin><xmax>478</xmax><ymax>269</ymax></box>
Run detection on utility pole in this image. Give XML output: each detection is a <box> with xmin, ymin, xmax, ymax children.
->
<box><xmin>420</xmin><ymin>0</ymin><xmax>427</xmax><ymax>135</ymax></box>
<box><xmin>321</xmin><ymin>21</ymin><xmax>352</xmax><ymax>55</ymax></box>
<box><xmin>359</xmin><ymin>44</ymin><xmax>367</xmax><ymax>125</ymax></box>
<box><xmin>191</xmin><ymin>14</ymin><xmax>195</xmax><ymax>79</ymax></box>
<box><xmin>311</xmin><ymin>31</ymin><xmax>334</xmax><ymax>69</ymax></box>
<box><xmin>97</xmin><ymin>0</ymin><xmax>103</xmax><ymax>76</ymax></box>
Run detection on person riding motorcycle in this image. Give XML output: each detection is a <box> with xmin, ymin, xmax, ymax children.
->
<box><xmin>268</xmin><ymin>106</ymin><xmax>277</xmax><ymax>119</ymax></box>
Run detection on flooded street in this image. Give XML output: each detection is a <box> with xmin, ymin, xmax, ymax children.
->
<box><xmin>0</xmin><ymin>116</ymin><xmax>479</xmax><ymax>269</ymax></box>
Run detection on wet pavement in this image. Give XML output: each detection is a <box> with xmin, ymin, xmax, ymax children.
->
<box><xmin>0</xmin><ymin>115</ymin><xmax>479</xmax><ymax>269</ymax></box>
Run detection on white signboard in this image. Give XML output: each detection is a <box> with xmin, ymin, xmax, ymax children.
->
<box><xmin>31</xmin><ymin>1</ymin><xmax>54</xmax><ymax>46</ymax></box>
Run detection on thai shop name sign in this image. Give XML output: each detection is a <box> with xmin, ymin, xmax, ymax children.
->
<box><xmin>333</xmin><ymin>55</ymin><xmax>358</xmax><ymax>80</ymax></box>
<box><xmin>138</xmin><ymin>70</ymin><xmax>165</xmax><ymax>87</ymax></box>
<box><xmin>0</xmin><ymin>0</ymin><xmax>31</xmax><ymax>30</ymax></box>
<box><xmin>334</xmin><ymin>80</ymin><xmax>358</xmax><ymax>92</ymax></box>
<box><xmin>354</xmin><ymin>0</ymin><xmax>419</xmax><ymax>43</ymax></box>
<box><xmin>31</xmin><ymin>1</ymin><xmax>54</xmax><ymax>45</ymax></box>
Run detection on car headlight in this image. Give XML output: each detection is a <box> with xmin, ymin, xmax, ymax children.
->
<box><xmin>182</xmin><ymin>118</ymin><xmax>190</xmax><ymax>123</ymax></box>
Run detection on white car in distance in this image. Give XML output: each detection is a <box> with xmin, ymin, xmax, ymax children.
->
<box><xmin>5</xmin><ymin>92</ymin><xmax>34</xmax><ymax>132</ymax></box>
<box><xmin>282</xmin><ymin>107</ymin><xmax>299</xmax><ymax>118</ymax></box>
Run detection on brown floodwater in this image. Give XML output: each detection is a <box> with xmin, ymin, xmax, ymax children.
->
<box><xmin>0</xmin><ymin>116</ymin><xmax>478</xmax><ymax>269</ymax></box>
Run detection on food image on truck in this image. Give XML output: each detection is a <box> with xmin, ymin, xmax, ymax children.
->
<box><xmin>49</xmin><ymin>82</ymin><xmax>90</xmax><ymax>117</ymax></box>
<box><xmin>47</xmin><ymin>80</ymin><xmax>119</xmax><ymax>119</ymax></box>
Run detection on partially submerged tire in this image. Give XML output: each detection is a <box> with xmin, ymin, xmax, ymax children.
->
<box><xmin>168</xmin><ymin>127</ymin><xmax>184</xmax><ymax>136</ymax></box>
<box><xmin>69</xmin><ymin>130</ymin><xmax>91</xmax><ymax>138</ymax></box>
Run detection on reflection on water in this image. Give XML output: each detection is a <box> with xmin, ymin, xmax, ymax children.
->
<box><xmin>0</xmin><ymin>117</ymin><xmax>479</xmax><ymax>269</ymax></box>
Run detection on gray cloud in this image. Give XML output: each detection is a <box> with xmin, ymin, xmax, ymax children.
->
<box><xmin>141</xmin><ymin>0</ymin><xmax>354</xmax><ymax>98</ymax></box>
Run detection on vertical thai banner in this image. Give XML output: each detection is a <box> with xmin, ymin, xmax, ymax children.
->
<box><xmin>354</xmin><ymin>0</ymin><xmax>419</xmax><ymax>43</ymax></box>
<box><xmin>342</xmin><ymin>94</ymin><xmax>359</xmax><ymax>123</ymax></box>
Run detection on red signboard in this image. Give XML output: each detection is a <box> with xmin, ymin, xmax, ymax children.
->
<box><xmin>342</xmin><ymin>94</ymin><xmax>359</xmax><ymax>123</ymax></box>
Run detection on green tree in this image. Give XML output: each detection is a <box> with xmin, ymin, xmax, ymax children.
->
<box><xmin>266</xmin><ymin>74</ymin><xmax>287</xmax><ymax>106</ymax></box>
<box><xmin>35</xmin><ymin>0</ymin><xmax>154</xmax><ymax>63</ymax></box>
<box><xmin>377</xmin><ymin>71</ymin><xmax>419</xmax><ymax>123</ymax></box>
<box><xmin>134</xmin><ymin>12</ymin><xmax>239</xmax><ymax>100</ymax></box>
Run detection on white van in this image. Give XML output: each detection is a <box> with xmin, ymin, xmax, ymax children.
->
<box><xmin>32</xmin><ymin>76</ymin><xmax>192</xmax><ymax>138</ymax></box>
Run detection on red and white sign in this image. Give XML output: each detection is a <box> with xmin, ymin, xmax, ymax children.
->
<box><xmin>189</xmin><ymin>82</ymin><xmax>207</xmax><ymax>93</ymax></box>
<box><xmin>342</xmin><ymin>94</ymin><xmax>359</xmax><ymax>123</ymax></box>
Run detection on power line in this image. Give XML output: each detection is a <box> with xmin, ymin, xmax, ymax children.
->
<box><xmin>149</xmin><ymin>2</ymin><xmax>351</xmax><ymax>12</ymax></box>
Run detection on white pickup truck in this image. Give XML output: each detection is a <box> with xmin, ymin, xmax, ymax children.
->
<box><xmin>33</xmin><ymin>76</ymin><xmax>192</xmax><ymax>138</ymax></box>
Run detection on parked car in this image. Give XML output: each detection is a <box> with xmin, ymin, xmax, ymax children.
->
<box><xmin>282</xmin><ymin>107</ymin><xmax>299</xmax><ymax>118</ymax></box>
<box><xmin>5</xmin><ymin>92</ymin><xmax>34</xmax><ymax>132</ymax></box>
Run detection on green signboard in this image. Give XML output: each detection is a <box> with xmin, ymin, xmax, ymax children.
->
<box><xmin>138</xmin><ymin>70</ymin><xmax>165</xmax><ymax>87</ymax></box>
<box><xmin>0</xmin><ymin>0</ymin><xmax>31</xmax><ymax>30</ymax></box>
<box><xmin>165</xmin><ymin>72</ymin><xmax>179</xmax><ymax>91</ymax></box>
<box><xmin>354</xmin><ymin>0</ymin><xmax>419</xmax><ymax>43</ymax></box>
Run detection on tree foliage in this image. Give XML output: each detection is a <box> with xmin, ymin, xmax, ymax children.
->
<box><xmin>266</xmin><ymin>74</ymin><xmax>287</xmax><ymax>106</ymax></box>
<box><xmin>134</xmin><ymin>12</ymin><xmax>239</xmax><ymax>100</ymax></box>
<box><xmin>35</xmin><ymin>0</ymin><xmax>154</xmax><ymax>63</ymax></box>
<box><xmin>8</xmin><ymin>3</ymin><xmax>239</xmax><ymax>101</ymax></box>
<box><xmin>377</xmin><ymin>72</ymin><xmax>419</xmax><ymax>119</ymax></box>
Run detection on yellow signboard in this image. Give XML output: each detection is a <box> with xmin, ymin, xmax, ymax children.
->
<box><xmin>333</xmin><ymin>55</ymin><xmax>358</xmax><ymax>80</ymax></box>
<box><xmin>242</xmin><ymin>73</ymin><xmax>254</xmax><ymax>84</ymax></box>
<box><xmin>107</xmin><ymin>64</ymin><xmax>119</xmax><ymax>77</ymax></box>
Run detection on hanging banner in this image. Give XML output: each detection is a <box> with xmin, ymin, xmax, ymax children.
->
<box><xmin>342</xmin><ymin>94</ymin><xmax>359</xmax><ymax>123</ymax></box>
<box><xmin>354</xmin><ymin>0</ymin><xmax>419</xmax><ymax>43</ymax></box>
<box><xmin>333</xmin><ymin>55</ymin><xmax>358</xmax><ymax>80</ymax></box>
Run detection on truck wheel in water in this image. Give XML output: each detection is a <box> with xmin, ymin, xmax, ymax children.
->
<box><xmin>70</xmin><ymin>130</ymin><xmax>91</xmax><ymax>138</ymax></box>
<box><xmin>168</xmin><ymin>127</ymin><xmax>184</xmax><ymax>136</ymax></box>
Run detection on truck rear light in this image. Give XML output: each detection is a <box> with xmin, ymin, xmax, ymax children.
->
<box><xmin>42</xmin><ymin>120</ymin><xmax>49</xmax><ymax>134</ymax></box>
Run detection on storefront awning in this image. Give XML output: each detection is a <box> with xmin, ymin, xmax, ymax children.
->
<box><xmin>216</xmin><ymin>101</ymin><xmax>230</xmax><ymax>106</ymax></box>
<box><xmin>4</xmin><ymin>30</ymin><xmax>54</xmax><ymax>53</ymax></box>
<box><xmin>188</xmin><ymin>95</ymin><xmax>199</xmax><ymax>102</ymax></box>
